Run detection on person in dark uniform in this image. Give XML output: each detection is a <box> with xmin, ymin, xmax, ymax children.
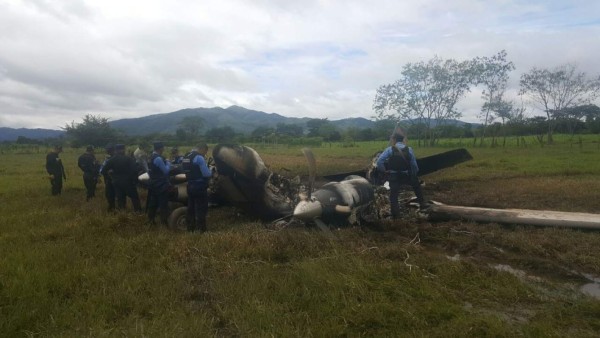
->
<box><xmin>99</xmin><ymin>144</ymin><xmax>116</xmax><ymax>211</ymax></box>
<box><xmin>170</xmin><ymin>147</ymin><xmax>184</xmax><ymax>165</ymax></box>
<box><xmin>182</xmin><ymin>143</ymin><xmax>212</xmax><ymax>232</ymax></box>
<box><xmin>101</xmin><ymin>144</ymin><xmax>142</xmax><ymax>212</ymax></box>
<box><xmin>78</xmin><ymin>145</ymin><xmax>99</xmax><ymax>201</ymax></box>
<box><xmin>46</xmin><ymin>145</ymin><xmax>66</xmax><ymax>196</ymax></box>
<box><xmin>376</xmin><ymin>132</ymin><xmax>428</xmax><ymax>218</ymax></box>
<box><xmin>147</xmin><ymin>141</ymin><xmax>171</xmax><ymax>225</ymax></box>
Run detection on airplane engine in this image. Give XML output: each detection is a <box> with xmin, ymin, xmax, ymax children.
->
<box><xmin>293</xmin><ymin>175</ymin><xmax>374</xmax><ymax>223</ymax></box>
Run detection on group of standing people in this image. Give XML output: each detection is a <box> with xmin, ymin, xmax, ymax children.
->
<box><xmin>45</xmin><ymin>142</ymin><xmax>213</xmax><ymax>232</ymax></box>
<box><xmin>46</xmin><ymin>130</ymin><xmax>425</xmax><ymax>228</ymax></box>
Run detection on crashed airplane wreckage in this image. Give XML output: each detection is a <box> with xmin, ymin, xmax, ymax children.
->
<box><xmin>139</xmin><ymin>144</ymin><xmax>600</xmax><ymax>230</ymax></box>
<box><xmin>205</xmin><ymin>144</ymin><xmax>473</xmax><ymax>226</ymax></box>
<box><xmin>138</xmin><ymin>144</ymin><xmax>474</xmax><ymax>228</ymax></box>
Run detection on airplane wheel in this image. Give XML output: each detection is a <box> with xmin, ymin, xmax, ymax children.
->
<box><xmin>168</xmin><ymin>206</ymin><xmax>188</xmax><ymax>231</ymax></box>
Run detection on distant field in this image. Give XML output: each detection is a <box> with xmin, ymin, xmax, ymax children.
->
<box><xmin>1</xmin><ymin>137</ymin><xmax>599</xmax><ymax>336</ymax></box>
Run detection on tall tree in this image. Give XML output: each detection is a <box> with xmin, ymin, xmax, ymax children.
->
<box><xmin>553</xmin><ymin>104</ymin><xmax>600</xmax><ymax>138</ymax></box>
<box><xmin>373</xmin><ymin>56</ymin><xmax>476</xmax><ymax>146</ymax></box>
<box><xmin>473</xmin><ymin>50</ymin><xmax>515</xmax><ymax>145</ymax></box>
<box><xmin>205</xmin><ymin>126</ymin><xmax>235</xmax><ymax>143</ymax></box>
<box><xmin>177</xmin><ymin>115</ymin><xmax>205</xmax><ymax>142</ymax></box>
<box><xmin>63</xmin><ymin>114</ymin><xmax>120</xmax><ymax>147</ymax></box>
<box><xmin>519</xmin><ymin>64</ymin><xmax>600</xmax><ymax>143</ymax></box>
<box><xmin>306</xmin><ymin>118</ymin><xmax>330</xmax><ymax>137</ymax></box>
<box><xmin>276</xmin><ymin>123</ymin><xmax>303</xmax><ymax>137</ymax></box>
<box><xmin>581</xmin><ymin>104</ymin><xmax>600</xmax><ymax>133</ymax></box>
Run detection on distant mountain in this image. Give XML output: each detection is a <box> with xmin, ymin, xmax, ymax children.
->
<box><xmin>109</xmin><ymin>105</ymin><xmax>376</xmax><ymax>135</ymax></box>
<box><xmin>1</xmin><ymin>106</ymin><xmax>477</xmax><ymax>141</ymax></box>
<box><xmin>0</xmin><ymin>127</ymin><xmax>64</xmax><ymax>142</ymax></box>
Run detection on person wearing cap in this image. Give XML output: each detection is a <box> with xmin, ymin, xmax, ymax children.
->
<box><xmin>99</xmin><ymin>144</ymin><xmax>116</xmax><ymax>211</ymax></box>
<box><xmin>46</xmin><ymin>145</ymin><xmax>66</xmax><ymax>196</ymax></box>
<box><xmin>147</xmin><ymin>141</ymin><xmax>171</xmax><ymax>225</ymax></box>
<box><xmin>78</xmin><ymin>145</ymin><xmax>100</xmax><ymax>201</ymax></box>
<box><xmin>101</xmin><ymin>144</ymin><xmax>142</xmax><ymax>212</ymax></box>
<box><xmin>376</xmin><ymin>131</ymin><xmax>428</xmax><ymax>219</ymax></box>
<box><xmin>182</xmin><ymin>143</ymin><xmax>212</xmax><ymax>232</ymax></box>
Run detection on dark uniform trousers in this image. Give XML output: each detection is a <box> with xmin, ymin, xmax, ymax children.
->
<box><xmin>147</xmin><ymin>185</ymin><xmax>169</xmax><ymax>225</ymax></box>
<box><xmin>389</xmin><ymin>172</ymin><xmax>425</xmax><ymax>218</ymax></box>
<box><xmin>83</xmin><ymin>172</ymin><xmax>97</xmax><ymax>200</ymax></box>
<box><xmin>50</xmin><ymin>175</ymin><xmax>63</xmax><ymax>195</ymax></box>
<box><xmin>104</xmin><ymin>177</ymin><xmax>116</xmax><ymax>211</ymax></box>
<box><xmin>187</xmin><ymin>181</ymin><xmax>208</xmax><ymax>232</ymax></box>
<box><xmin>113</xmin><ymin>177</ymin><xmax>142</xmax><ymax>212</ymax></box>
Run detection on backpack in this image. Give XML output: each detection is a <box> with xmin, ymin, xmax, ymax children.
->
<box><xmin>387</xmin><ymin>146</ymin><xmax>411</xmax><ymax>172</ymax></box>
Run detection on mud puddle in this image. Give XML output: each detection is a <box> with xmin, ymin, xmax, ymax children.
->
<box><xmin>577</xmin><ymin>273</ymin><xmax>600</xmax><ymax>300</ymax></box>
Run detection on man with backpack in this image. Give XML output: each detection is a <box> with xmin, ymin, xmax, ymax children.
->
<box><xmin>181</xmin><ymin>143</ymin><xmax>213</xmax><ymax>232</ymax></box>
<box><xmin>376</xmin><ymin>132</ymin><xmax>428</xmax><ymax>219</ymax></box>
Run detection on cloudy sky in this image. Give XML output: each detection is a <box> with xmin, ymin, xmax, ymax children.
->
<box><xmin>1</xmin><ymin>0</ymin><xmax>599</xmax><ymax>129</ymax></box>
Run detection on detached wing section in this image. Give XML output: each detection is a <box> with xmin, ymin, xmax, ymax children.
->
<box><xmin>322</xmin><ymin>148</ymin><xmax>473</xmax><ymax>181</ymax></box>
<box><xmin>415</xmin><ymin>148</ymin><xmax>473</xmax><ymax>176</ymax></box>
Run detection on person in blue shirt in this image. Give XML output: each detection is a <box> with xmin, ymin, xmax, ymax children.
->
<box><xmin>146</xmin><ymin>141</ymin><xmax>172</xmax><ymax>225</ymax></box>
<box><xmin>182</xmin><ymin>143</ymin><xmax>213</xmax><ymax>232</ymax></box>
<box><xmin>376</xmin><ymin>132</ymin><xmax>428</xmax><ymax>219</ymax></box>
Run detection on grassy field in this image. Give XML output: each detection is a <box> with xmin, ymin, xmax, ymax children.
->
<box><xmin>1</xmin><ymin>137</ymin><xmax>600</xmax><ymax>336</ymax></box>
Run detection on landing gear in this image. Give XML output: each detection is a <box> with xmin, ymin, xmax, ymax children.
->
<box><xmin>168</xmin><ymin>206</ymin><xmax>188</xmax><ymax>231</ymax></box>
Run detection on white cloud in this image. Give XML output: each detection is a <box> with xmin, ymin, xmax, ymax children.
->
<box><xmin>0</xmin><ymin>0</ymin><xmax>599</xmax><ymax>128</ymax></box>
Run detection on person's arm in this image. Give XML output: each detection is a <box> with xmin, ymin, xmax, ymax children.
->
<box><xmin>60</xmin><ymin>158</ymin><xmax>66</xmax><ymax>179</ymax></box>
<box><xmin>153</xmin><ymin>156</ymin><xmax>171</xmax><ymax>175</ymax></box>
<box><xmin>78</xmin><ymin>155</ymin><xmax>84</xmax><ymax>171</ymax></box>
<box><xmin>408</xmin><ymin>147</ymin><xmax>419</xmax><ymax>175</ymax></box>
<box><xmin>46</xmin><ymin>154</ymin><xmax>53</xmax><ymax>175</ymax></box>
<box><xmin>193</xmin><ymin>155</ymin><xmax>212</xmax><ymax>178</ymax></box>
<box><xmin>376</xmin><ymin>147</ymin><xmax>392</xmax><ymax>172</ymax></box>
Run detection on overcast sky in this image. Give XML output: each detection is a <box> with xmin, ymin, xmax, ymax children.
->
<box><xmin>1</xmin><ymin>0</ymin><xmax>599</xmax><ymax>129</ymax></box>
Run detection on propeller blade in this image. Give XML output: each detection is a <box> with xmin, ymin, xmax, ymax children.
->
<box><xmin>302</xmin><ymin>147</ymin><xmax>317</xmax><ymax>199</ymax></box>
<box><xmin>314</xmin><ymin>219</ymin><xmax>336</xmax><ymax>239</ymax></box>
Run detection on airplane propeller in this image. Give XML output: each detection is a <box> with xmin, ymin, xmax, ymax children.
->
<box><xmin>301</xmin><ymin>147</ymin><xmax>317</xmax><ymax>200</ymax></box>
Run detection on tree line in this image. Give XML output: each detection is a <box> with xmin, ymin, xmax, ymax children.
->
<box><xmin>12</xmin><ymin>50</ymin><xmax>600</xmax><ymax>148</ymax></box>
<box><xmin>374</xmin><ymin>50</ymin><xmax>600</xmax><ymax>146</ymax></box>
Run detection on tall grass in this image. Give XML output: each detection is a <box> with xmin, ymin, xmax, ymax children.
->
<box><xmin>0</xmin><ymin>140</ymin><xmax>599</xmax><ymax>336</ymax></box>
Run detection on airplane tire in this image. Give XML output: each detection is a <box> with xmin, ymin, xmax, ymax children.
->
<box><xmin>168</xmin><ymin>206</ymin><xmax>188</xmax><ymax>231</ymax></box>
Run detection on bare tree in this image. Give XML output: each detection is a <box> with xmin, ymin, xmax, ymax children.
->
<box><xmin>519</xmin><ymin>64</ymin><xmax>600</xmax><ymax>144</ymax></box>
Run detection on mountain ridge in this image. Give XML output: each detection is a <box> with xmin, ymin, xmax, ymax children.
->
<box><xmin>1</xmin><ymin>105</ymin><xmax>473</xmax><ymax>141</ymax></box>
<box><xmin>108</xmin><ymin>105</ymin><xmax>375</xmax><ymax>136</ymax></box>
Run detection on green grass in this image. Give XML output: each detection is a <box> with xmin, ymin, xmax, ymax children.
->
<box><xmin>1</xmin><ymin>138</ymin><xmax>600</xmax><ymax>336</ymax></box>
